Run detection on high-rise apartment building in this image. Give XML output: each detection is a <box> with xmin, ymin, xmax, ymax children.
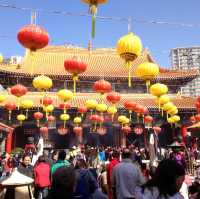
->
<box><xmin>171</xmin><ymin>47</ymin><xmax>200</xmax><ymax>96</ymax></box>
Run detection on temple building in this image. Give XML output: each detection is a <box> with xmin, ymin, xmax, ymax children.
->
<box><xmin>0</xmin><ymin>45</ymin><xmax>198</xmax><ymax>151</ymax></box>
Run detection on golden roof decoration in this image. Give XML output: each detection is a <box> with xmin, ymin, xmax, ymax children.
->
<box><xmin>0</xmin><ymin>45</ymin><xmax>198</xmax><ymax>81</ymax></box>
<box><xmin>0</xmin><ymin>92</ymin><xmax>196</xmax><ymax>109</ymax></box>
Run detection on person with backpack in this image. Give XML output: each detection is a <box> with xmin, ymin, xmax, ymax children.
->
<box><xmin>74</xmin><ymin>159</ymin><xmax>98</xmax><ymax>199</ymax></box>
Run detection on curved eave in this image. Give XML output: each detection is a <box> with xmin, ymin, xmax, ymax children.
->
<box><xmin>0</xmin><ymin>93</ymin><xmax>196</xmax><ymax>110</ymax></box>
<box><xmin>0</xmin><ymin>68</ymin><xmax>198</xmax><ymax>82</ymax></box>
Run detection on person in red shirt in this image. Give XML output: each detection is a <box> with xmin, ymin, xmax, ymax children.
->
<box><xmin>34</xmin><ymin>155</ymin><xmax>51</xmax><ymax>199</ymax></box>
<box><xmin>106</xmin><ymin>150</ymin><xmax>120</xmax><ymax>199</ymax></box>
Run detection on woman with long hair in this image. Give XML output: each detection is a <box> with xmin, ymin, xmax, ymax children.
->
<box><xmin>135</xmin><ymin>159</ymin><xmax>185</xmax><ymax>199</ymax></box>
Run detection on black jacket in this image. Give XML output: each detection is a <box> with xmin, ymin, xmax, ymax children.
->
<box><xmin>18</xmin><ymin>163</ymin><xmax>33</xmax><ymax>178</ymax></box>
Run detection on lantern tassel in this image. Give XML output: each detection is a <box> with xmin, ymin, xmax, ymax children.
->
<box><xmin>92</xmin><ymin>15</ymin><xmax>96</xmax><ymax>38</ymax></box>
<box><xmin>8</xmin><ymin>110</ymin><xmax>11</xmax><ymax>121</ymax></box>
<box><xmin>17</xmin><ymin>97</ymin><xmax>20</xmax><ymax>110</ymax></box>
<box><xmin>46</xmin><ymin>111</ymin><xmax>49</xmax><ymax>120</ymax></box>
<box><xmin>146</xmin><ymin>80</ymin><xmax>150</xmax><ymax>93</ymax></box>
<box><xmin>126</xmin><ymin>61</ymin><xmax>132</xmax><ymax>87</ymax></box>
<box><xmin>37</xmin><ymin>119</ymin><xmax>40</xmax><ymax>127</ymax></box>
<box><xmin>158</xmin><ymin>97</ymin><xmax>160</xmax><ymax>112</ymax></box>
<box><xmin>29</xmin><ymin>51</ymin><xmax>36</xmax><ymax>76</ymax></box>
<box><xmin>26</xmin><ymin>109</ymin><xmax>28</xmax><ymax>119</ymax></box>
<box><xmin>111</xmin><ymin>114</ymin><xmax>114</xmax><ymax>122</ymax></box>
<box><xmin>72</xmin><ymin>75</ymin><xmax>78</xmax><ymax>95</ymax></box>
<box><xmin>129</xmin><ymin>110</ymin><xmax>132</xmax><ymax>121</ymax></box>
<box><xmin>94</xmin><ymin>122</ymin><xmax>97</xmax><ymax>131</ymax></box>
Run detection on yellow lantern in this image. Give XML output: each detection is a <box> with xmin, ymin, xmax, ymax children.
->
<box><xmin>57</xmin><ymin>89</ymin><xmax>73</xmax><ymax>101</ymax></box>
<box><xmin>60</xmin><ymin>113</ymin><xmax>70</xmax><ymax>128</ymax></box>
<box><xmin>135</xmin><ymin>62</ymin><xmax>159</xmax><ymax>92</ymax></box>
<box><xmin>85</xmin><ymin>99</ymin><xmax>98</xmax><ymax>111</ymax></box>
<box><xmin>33</xmin><ymin>75</ymin><xmax>53</xmax><ymax>91</ymax></box>
<box><xmin>167</xmin><ymin>117</ymin><xmax>174</xmax><ymax>124</ymax></box>
<box><xmin>171</xmin><ymin>115</ymin><xmax>180</xmax><ymax>122</ymax></box>
<box><xmin>96</xmin><ymin>103</ymin><xmax>107</xmax><ymax>113</ymax></box>
<box><xmin>107</xmin><ymin>106</ymin><xmax>117</xmax><ymax>121</ymax></box>
<box><xmin>0</xmin><ymin>94</ymin><xmax>6</xmax><ymax>103</ymax></box>
<box><xmin>155</xmin><ymin>94</ymin><xmax>170</xmax><ymax>112</ymax></box>
<box><xmin>162</xmin><ymin>102</ymin><xmax>174</xmax><ymax>112</ymax></box>
<box><xmin>43</xmin><ymin>104</ymin><xmax>54</xmax><ymax>113</ymax></box>
<box><xmin>167</xmin><ymin>106</ymin><xmax>178</xmax><ymax>116</ymax></box>
<box><xmin>123</xmin><ymin>117</ymin><xmax>130</xmax><ymax>125</ymax></box>
<box><xmin>74</xmin><ymin>117</ymin><xmax>82</xmax><ymax>124</ymax></box>
<box><xmin>107</xmin><ymin>106</ymin><xmax>117</xmax><ymax>115</ymax></box>
<box><xmin>150</xmin><ymin>83</ymin><xmax>168</xmax><ymax>97</ymax></box>
<box><xmin>20</xmin><ymin>99</ymin><xmax>33</xmax><ymax>109</ymax></box>
<box><xmin>43</xmin><ymin>104</ymin><xmax>54</xmax><ymax>118</ymax></box>
<box><xmin>20</xmin><ymin>99</ymin><xmax>34</xmax><ymax>118</ymax></box>
<box><xmin>117</xmin><ymin>32</ymin><xmax>142</xmax><ymax>87</ymax></box>
<box><xmin>17</xmin><ymin>114</ymin><xmax>26</xmax><ymax>125</ymax></box>
<box><xmin>81</xmin><ymin>0</ymin><xmax>108</xmax><ymax>38</ymax></box>
<box><xmin>118</xmin><ymin>115</ymin><xmax>127</xmax><ymax>124</ymax></box>
<box><xmin>0</xmin><ymin>54</ymin><xmax>4</xmax><ymax>63</ymax></box>
<box><xmin>60</xmin><ymin>113</ymin><xmax>70</xmax><ymax>121</ymax></box>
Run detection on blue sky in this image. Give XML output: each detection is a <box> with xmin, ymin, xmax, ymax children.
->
<box><xmin>0</xmin><ymin>0</ymin><xmax>200</xmax><ymax>68</ymax></box>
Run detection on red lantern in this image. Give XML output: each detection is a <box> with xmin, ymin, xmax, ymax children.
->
<box><xmin>134</xmin><ymin>104</ymin><xmax>144</xmax><ymax>114</ymax></box>
<box><xmin>73</xmin><ymin>126</ymin><xmax>83</xmax><ymax>136</ymax></box>
<box><xmin>97</xmin><ymin>127</ymin><xmax>107</xmax><ymax>135</ymax></box>
<box><xmin>106</xmin><ymin>92</ymin><xmax>121</xmax><ymax>104</ymax></box>
<box><xmin>89</xmin><ymin>114</ymin><xmax>100</xmax><ymax>122</ymax></box>
<box><xmin>197</xmin><ymin>96</ymin><xmax>200</xmax><ymax>103</ymax></box>
<box><xmin>17</xmin><ymin>24</ymin><xmax>49</xmax><ymax>51</ymax></box>
<box><xmin>48</xmin><ymin>115</ymin><xmax>55</xmax><ymax>122</ymax></box>
<box><xmin>33</xmin><ymin>112</ymin><xmax>43</xmax><ymax>120</ymax></box>
<box><xmin>124</xmin><ymin>101</ymin><xmax>137</xmax><ymax>111</ymax></box>
<box><xmin>121</xmin><ymin>126</ymin><xmax>131</xmax><ymax>134</ymax></box>
<box><xmin>144</xmin><ymin>115</ymin><xmax>153</xmax><ymax>124</ymax></box>
<box><xmin>93</xmin><ymin>79</ymin><xmax>112</xmax><ymax>95</ymax></box>
<box><xmin>134</xmin><ymin>126</ymin><xmax>143</xmax><ymax>135</ymax></box>
<box><xmin>40</xmin><ymin>97</ymin><xmax>53</xmax><ymax>106</ymax></box>
<box><xmin>96</xmin><ymin>116</ymin><xmax>104</xmax><ymax>123</ymax></box>
<box><xmin>10</xmin><ymin>84</ymin><xmax>27</xmax><ymax>97</ymax></box>
<box><xmin>195</xmin><ymin>114</ymin><xmax>200</xmax><ymax>122</ymax></box>
<box><xmin>58</xmin><ymin>126</ymin><xmax>69</xmax><ymax>135</ymax></box>
<box><xmin>59</xmin><ymin>103</ymin><xmax>71</xmax><ymax>113</ymax></box>
<box><xmin>5</xmin><ymin>102</ymin><xmax>16</xmax><ymax>111</ymax></box>
<box><xmin>40</xmin><ymin>127</ymin><xmax>48</xmax><ymax>138</ymax></box>
<box><xmin>141</xmin><ymin>107</ymin><xmax>149</xmax><ymax>115</ymax></box>
<box><xmin>190</xmin><ymin>116</ymin><xmax>196</xmax><ymax>123</ymax></box>
<box><xmin>33</xmin><ymin>112</ymin><xmax>43</xmax><ymax>126</ymax></box>
<box><xmin>5</xmin><ymin>102</ymin><xmax>16</xmax><ymax>121</ymax></box>
<box><xmin>153</xmin><ymin>126</ymin><xmax>161</xmax><ymax>134</ymax></box>
<box><xmin>78</xmin><ymin>106</ymin><xmax>87</xmax><ymax>113</ymax></box>
<box><xmin>64</xmin><ymin>59</ymin><xmax>87</xmax><ymax>93</ymax></box>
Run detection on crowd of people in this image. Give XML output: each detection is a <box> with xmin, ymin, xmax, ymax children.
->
<box><xmin>0</xmin><ymin>144</ymin><xmax>200</xmax><ymax>199</ymax></box>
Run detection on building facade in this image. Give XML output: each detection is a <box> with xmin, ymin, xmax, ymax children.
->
<box><xmin>171</xmin><ymin>47</ymin><xmax>200</xmax><ymax>96</ymax></box>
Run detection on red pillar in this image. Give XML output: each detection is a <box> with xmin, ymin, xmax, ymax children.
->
<box><xmin>5</xmin><ymin>129</ymin><xmax>13</xmax><ymax>153</ymax></box>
